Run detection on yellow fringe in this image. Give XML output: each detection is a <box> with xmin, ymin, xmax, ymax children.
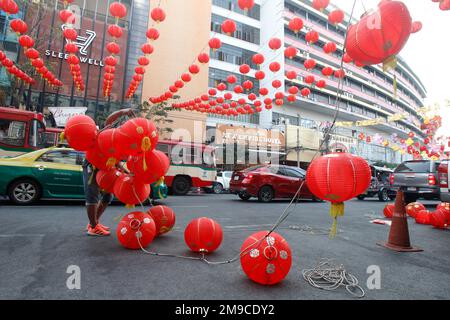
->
<box><xmin>125</xmin><ymin>204</ymin><xmax>135</xmax><ymax>209</ymax></box>
<box><xmin>329</xmin><ymin>202</ymin><xmax>345</xmax><ymax>239</ymax></box>
<box><xmin>141</xmin><ymin>137</ymin><xmax>152</xmax><ymax>172</ymax></box>
<box><xmin>59</xmin><ymin>132</ymin><xmax>65</xmax><ymax>142</ymax></box>
<box><xmin>106</xmin><ymin>157</ymin><xmax>117</xmax><ymax>169</ymax></box>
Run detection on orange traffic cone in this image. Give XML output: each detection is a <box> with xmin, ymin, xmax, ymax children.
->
<box><xmin>377</xmin><ymin>191</ymin><xmax>423</xmax><ymax>252</ymax></box>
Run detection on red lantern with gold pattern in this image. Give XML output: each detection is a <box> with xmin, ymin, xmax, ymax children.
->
<box><xmin>415</xmin><ymin>210</ymin><xmax>431</xmax><ymax>225</ymax></box>
<box><xmin>430</xmin><ymin>210</ymin><xmax>448</xmax><ymax>229</ymax></box>
<box><xmin>117</xmin><ymin>118</ymin><xmax>158</xmax><ymax>159</ymax></box>
<box><xmin>117</xmin><ymin>212</ymin><xmax>156</xmax><ymax>249</ymax></box>
<box><xmin>97</xmin><ymin>128</ymin><xmax>127</xmax><ymax>169</ymax></box>
<box><xmin>405</xmin><ymin>202</ymin><xmax>426</xmax><ymax>218</ymax></box>
<box><xmin>306</xmin><ymin>153</ymin><xmax>371</xmax><ymax>237</ymax></box>
<box><xmin>128</xmin><ymin>150</ymin><xmax>169</xmax><ymax>184</ymax></box>
<box><xmin>114</xmin><ymin>174</ymin><xmax>151</xmax><ymax>207</ymax></box>
<box><xmin>148</xmin><ymin>205</ymin><xmax>176</xmax><ymax>236</ymax></box>
<box><xmin>184</xmin><ymin>217</ymin><xmax>223</xmax><ymax>253</ymax></box>
<box><xmin>240</xmin><ymin>231</ymin><xmax>292</xmax><ymax>285</ymax></box>
<box><xmin>63</xmin><ymin>115</ymin><xmax>97</xmax><ymax>151</ymax></box>
<box><xmin>96</xmin><ymin>169</ymin><xmax>122</xmax><ymax>193</ymax></box>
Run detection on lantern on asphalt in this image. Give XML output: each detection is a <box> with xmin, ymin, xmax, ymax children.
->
<box><xmin>117</xmin><ymin>212</ymin><xmax>156</xmax><ymax>249</ymax></box>
<box><xmin>184</xmin><ymin>217</ymin><xmax>223</xmax><ymax>253</ymax></box>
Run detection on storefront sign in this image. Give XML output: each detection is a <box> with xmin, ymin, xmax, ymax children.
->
<box><xmin>215</xmin><ymin>125</ymin><xmax>285</xmax><ymax>148</ymax></box>
<box><xmin>48</xmin><ymin>107</ymin><xmax>87</xmax><ymax>127</ymax></box>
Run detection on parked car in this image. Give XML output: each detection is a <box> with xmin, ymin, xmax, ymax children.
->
<box><xmin>438</xmin><ymin>160</ymin><xmax>449</xmax><ymax>202</ymax></box>
<box><xmin>230</xmin><ymin>165</ymin><xmax>316</xmax><ymax>203</ymax></box>
<box><xmin>391</xmin><ymin>160</ymin><xmax>441</xmax><ymax>204</ymax></box>
<box><xmin>357</xmin><ymin>166</ymin><xmax>396</xmax><ymax>201</ymax></box>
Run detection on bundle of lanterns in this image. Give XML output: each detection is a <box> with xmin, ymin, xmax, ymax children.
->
<box><xmin>0</xmin><ymin>50</ymin><xmax>35</xmax><ymax>85</ymax></box>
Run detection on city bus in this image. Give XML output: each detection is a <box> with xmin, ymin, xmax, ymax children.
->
<box><xmin>0</xmin><ymin>107</ymin><xmax>63</xmax><ymax>157</ymax></box>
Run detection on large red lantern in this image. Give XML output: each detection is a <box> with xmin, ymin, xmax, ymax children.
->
<box><xmin>221</xmin><ymin>19</ymin><xmax>236</xmax><ymax>35</ymax></box>
<box><xmin>117</xmin><ymin>212</ymin><xmax>156</xmax><ymax>249</ymax></box>
<box><xmin>114</xmin><ymin>175</ymin><xmax>151</xmax><ymax>207</ymax></box>
<box><xmin>128</xmin><ymin>150</ymin><xmax>170</xmax><ymax>184</ymax></box>
<box><xmin>415</xmin><ymin>210</ymin><xmax>431</xmax><ymax>225</ymax></box>
<box><xmin>430</xmin><ymin>210</ymin><xmax>448</xmax><ymax>229</ymax></box>
<box><xmin>96</xmin><ymin>169</ymin><xmax>122</xmax><ymax>193</ymax></box>
<box><xmin>306</xmin><ymin>153</ymin><xmax>371</xmax><ymax>237</ymax></box>
<box><xmin>109</xmin><ymin>2</ymin><xmax>127</xmax><ymax>19</ymax></box>
<box><xmin>184</xmin><ymin>217</ymin><xmax>223</xmax><ymax>253</ymax></box>
<box><xmin>97</xmin><ymin>129</ymin><xmax>126</xmax><ymax>169</ymax></box>
<box><xmin>151</xmin><ymin>7</ymin><xmax>166</xmax><ymax>23</ymax></box>
<box><xmin>240</xmin><ymin>231</ymin><xmax>292</xmax><ymax>285</ymax></box>
<box><xmin>383</xmin><ymin>204</ymin><xmax>395</xmax><ymax>218</ymax></box>
<box><xmin>405</xmin><ymin>202</ymin><xmax>426</xmax><ymax>218</ymax></box>
<box><xmin>345</xmin><ymin>1</ymin><xmax>412</xmax><ymax>66</ymax></box>
<box><xmin>117</xmin><ymin>118</ymin><xmax>158</xmax><ymax>160</ymax></box>
<box><xmin>18</xmin><ymin>35</ymin><xmax>34</xmax><ymax>48</ymax></box>
<box><xmin>288</xmin><ymin>17</ymin><xmax>304</xmax><ymax>34</ymax></box>
<box><xmin>147</xmin><ymin>205</ymin><xmax>176</xmax><ymax>236</ymax></box>
<box><xmin>10</xmin><ymin>19</ymin><xmax>27</xmax><ymax>34</ymax></box>
<box><xmin>63</xmin><ymin>115</ymin><xmax>97</xmax><ymax>151</ymax></box>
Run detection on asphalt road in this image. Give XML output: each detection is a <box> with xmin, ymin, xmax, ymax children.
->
<box><xmin>0</xmin><ymin>193</ymin><xmax>449</xmax><ymax>300</ymax></box>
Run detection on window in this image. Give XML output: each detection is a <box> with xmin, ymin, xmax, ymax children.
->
<box><xmin>211</xmin><ymin>14</ymin><xmax>260</xmax><ymax>44</ymax></box>
<box><xmin>0</xmin><ymin>119</ymin><xmax>26</xmax><ymax>147</ymax></box>
<box><xmin>282</xmin><ymin>167</ymin><xmax>305</xmax><ymax>178</ymax></box>
<box><xmin>38</xmin><ymin>150</ymin><xmax>80</xmax><ymax>165</ymax></box>
<box><xmin>28</xmin><ymin>119</ymin><xmax>46</xmax><ymax>149</ymax></box>
<box><xmin>394</xmin><ymin>161</ymin><xmax>433</xmax><ymax>173</ymax></box>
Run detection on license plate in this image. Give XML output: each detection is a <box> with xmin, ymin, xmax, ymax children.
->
<box><xmin>407</xmin><ymin>187</ymin><xmax>416</xmax><ymax>191</ymax></box>
<box><xmin>234</xmin><ymin>176</ymin><xmax>240</xmax><ymax>181</ymax></box>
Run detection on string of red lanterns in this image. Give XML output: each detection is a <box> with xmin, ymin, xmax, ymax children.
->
<box><xmin>0</xmin><ymin>49</ymin><xmax>35</xmax><ymax>85</ymax></box>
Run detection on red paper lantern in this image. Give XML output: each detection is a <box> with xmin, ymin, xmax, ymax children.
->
<box><xmin>217</xmin><ymin>82</ymin><xmax>227</xmax><ymax>91</ymax></box>
<box><xmin>323</xmin><ymin>42</ymin><xmax>337</xmax><ymax>54</ymax></box>
<box><xmin>436</xmin><ymin>203</ymin><xmax>450</xmax><ymax>218</ymax></box>
<box><xmin>286</xmin><ymin>70</ymin><xmax>297</xmax><ymax>80</ymax></box>
<box><xmin>151</xmin><ymin>7</ymin><xmax>166</xmax><ymax>23</ymax></box>
<box><xmin>243</xmin><ymin>80</ymin><xmax>254</xmax><ymax>91</ymax></box>
<box><xmin>208</xmin><ymin>37</ymin><xmax>221</xmax><ymax>50</ymax></box>
<box><xmin>383</xmin><ymin>204</ymin><xmax>395</xmax><ymax>218</ymax></box>
<box><xmin>129</xmin><ymin>150</ymin><xmax>170</xmax><ymax>184</ymax></box>
<box><xmin>322</xmin><ymin>66</ymin><xmax>333</xmax><ymax>77</ymax></box>
<box><xmin>415</xmin><ymin>210</ymin><xmax>431</xmax><ymax>225</ymax></box>
<box><xmin>227</xmin><ymin>74</ymin><xmax>237</xmax><ymax>84</ymax></box>
<box><xmin>184</xmin><ymin>217</ymin><xmax>223</xmax><ymax>253</ymax></box>
<box><xmin>272</xmin><ymin>80</ymin><xmax>281</xmax><ymax>89</ymax></box>
<box><xmin>141</xmin><ymin>43</ymin><xmax>154</xmax><ymax>55</ymax></box>
<box><xmin>284</xmin><ymin>46</ymin><xmax>298</xmax><ymax>59</ymax></box>
<box><xmin>114</xmin><ymin>175</ymin><xmax>151</xmax><ymax>207</ymax></box>
<box><xmin>252</xmin><ymin>53</ymin><xmax>264</xmax><ymax>65</ymax></box>
<box><xmin>238</xmin><ymin>0</ymin><xmax>255</xmax><ymax>11</ymax></box>
<box><xmin>106</xmin><ymin>42</ymin><xmax>120</xmax><ymax>55</ymax></box>
<box><xmin>268</xmin><ymin>38</ymin><xmax>282</xmax><ymax>50</ymax></box>
<box><xmin>269</xmin><ymin>62</ymin><xmax>281</xmax><ymax>73</ymax></box>
<box><xmin>105</xmin><ymin>56</ymin><xmax>118</xmax><ymax>66</ymax></box>
<box><xmin>255</xmin><ymin>70</ymin><xmax>265</xmax><ymax>80</ymax></box>
<box><xmin>221</xmin><ymin>19</ymin><xmax>236</xmax><ymax>35</ymax></box>
<box><xmin>146</xmin><ymin>27</ymin><xmax>159</xmax><ymax>40</ymax></box>
<box><xmin>288</xmin><ymin>17</ymin><xmax>304</xmax><ymax>33</ymax></box>
<box><xmin>439</xmin><ymin>0</ymin><xmax>450</xmax><ymax>11</ymax></box>
<box><xmin>288</xmin><ymin>86</ymin><xmax>299</xmax><ymax>95</ymax></box>
<box><xmin>405</xmin><ymin>202</ymin><xmax>426</xmax><ymax>218</ymax></box>
<box><xmin>25</xmin><ymin>48</ymin><xmax>39</xmax><ymax>60</ymax></box>
<box><xmin>304</xmin><ymin>59</ymin><xmax>316</xmax><ymax>70</ymax></box>
<box><xmin>300</xmin><ymin>88</ymin><xmax>311</xmax><ymax>97</ymax></box>
<box><xmin>117</xmin><ymin>212</ymin><xmax>156</xmax><ymax>249</ymax></box>
<box><xmin>305</xmin><ymin>30</ymin><xmax>319</xmax><ymax>44</ymax></box>
<box><xmin>138</xmin><ymin>56</ymin><xmax>150</xmax><ymax>66</ymax></box>
<box><xmin>316</xmin><ymin>80</ymin><xmax>326</xmax><ymax>89</ymax></box>
<box><xmin>2</xmin><ymin>0</ymin><xmax>19</xmax><ymax>15</ymax></box>
<box><xmin>259</xmin><ymin>88</ymin><xmax>269</xmax><ymax>96</ymax></box>
<box><xmin>97</xmin><ymin>128</ymin><xmax>127</xmax><ymax>168</ymax></box>
<box><xmin>239</xmin><ymin>64</ymin><xmax>250</xmax><ymax>74</ymax></box>
<box><xmin>430</xmin><ymin>210</ymin><xmax>448</xmax><ymax>229</ymax></box>
<box><xmin>198</xmin><ymin>53</ymin><xmax>210</xmax><ymax>64</ymax></box>
<box><xmin>304</xmin><ymin>75</ymin><xmax>315</xmax><ymax>84</ymax></box>
<box><xmin>240</xmin><ymin>231</ymin><xmax>292</xmax><ymax>285</ymax></box>
<box><xmin>59</xmin><ymin>9</ymin><xmax>75</xmax><ymax>24</ymax></box>
<box><xmin>64</xmin><ymin>115</ymin><xmax>97</xmax><ymax>151</ymax></box>
<box><xmin>328</xmin><ymin>9</ymin><xmax>345</xmax><ymax>25</ymax></box>
<box><xmin>312</xmin><ymin>0</ymin><xmax>330</xmax><ymax>11</ymax></box>
<box><xmin>148</xmin><ymin>205</ymin><xmax>176</xmax><ymax>236</ymax></box>
<box><xmin>10</xmin><ymin>19</ymin><xmax>27</xmax><ymax>34</ymax></box>
<box><xmin>306</xmin><ymin>153</ymin><xmax>371</xmax><ymax>237</ymax></box>
<box><xmin>96</xmin><ymin>169</ymin><xmax>122</xmax><ymax>193</ymax></box>
<box><xmin>334</xmin><ymin>69</ymin><xmax>346</xmax><ymax>79</ymax></box>
<box><xmin>109</xmin><ymin>2</ymin><xmax>127</xmax><ymax>19</ymax></box>
<box><xmin>345</xmin><ymin>1</ymin><xmax>412</xmax><ymax>66</ymax></box>
<box><xmin>117</xmin><ymin>118</ymin><xmax>158</xmax><ymax>158</ymax></box>
<box><xmin>18</xmin><ymin>35</ymin><xmax>34</xmax><ymax>48</ymax></box>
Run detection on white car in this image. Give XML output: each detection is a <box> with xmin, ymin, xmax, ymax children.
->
<box><xmin>212</xmin><ymin>171</ymin><xmax>233</xmax><ymax>194</ymax></box>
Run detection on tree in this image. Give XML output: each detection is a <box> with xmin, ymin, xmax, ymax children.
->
<box><xmin>137</xmin><ymin>96</ymin><xmax>180</xmax><ymax>136</ymax></box>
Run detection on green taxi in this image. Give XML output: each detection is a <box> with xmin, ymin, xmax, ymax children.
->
<box><xmin>0</xmin><ymin>147</ymin><xmax>169</xmax><ymax>205</ymax></box>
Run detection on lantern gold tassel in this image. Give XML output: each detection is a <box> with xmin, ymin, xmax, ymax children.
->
<box><xmin>125</xmin><ymin>204</ymin><xmax>135</xmax><ymax>209</ymax></box>
<box><xmin>106</xmin><ymin>157</ymin><xmax>117</xmax><ymax>169</ymax></box>
<box><xmin>59</xmin><ymin>132</ymin><xmax>65</xmax><ymax>142</ymax></box>
<box><xmin>141</xmin><ymin>137</ymin><xmax>152</xmax><ymax>172</ymax></box>
<box><xmin>329</xmin><ymin>202</ymin><xmax>345</xmax><ymax>238</ymax></box>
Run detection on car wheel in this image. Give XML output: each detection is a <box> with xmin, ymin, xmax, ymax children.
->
<box><xmin>258</xmin><ymin>186</ymin><xmax>274</xmax><ymax>203</ymax></box>
<box><xmin>213</xmin><ymin>183</ymin><xmax>224</xmax><ymax>194</ymax></box>
<box><xmin>172</xmin><ymin>176</ymin><xmax>191</xmax><ymax>196</ymax></box>
<box><xmin>357</xmin><ymin>195</ymin><xmax>365</xmax><ymax>200</ymax></box>
<box><xmin>378</xmin><ymin>189</ymin><xmax>390</xmax><ymax>202</ymax></box>
<box><xmin>404</xmin><ymin>193</ymin><xmax>418</xmax><ymax>205</ymax></box>
<box><xmin>238</xmin><ymin>193</ymin><xmax>251</xmax><ymax>201</ymax></box>
<box><xmin>8</xmin><ymin>179</ymin><xmax>41</xmax><ymax>205</ymax></box>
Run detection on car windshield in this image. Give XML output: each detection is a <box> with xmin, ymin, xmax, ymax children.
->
<box><xmin>242</xmin><ymin>165</ymin><xmax>265</xmax><ymax>172</ymax></box>
<box><xmin>395</xmin><ymin>161</ymin><xmax>433</xmax><ymax>173</ymax></box>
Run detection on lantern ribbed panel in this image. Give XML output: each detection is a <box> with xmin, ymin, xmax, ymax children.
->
<box><xmin>345</xmin><ymin>1</ymin><xmax>412</xmax><ymax>65</ymax></box>
<box><xmin>306</xmin><ymin>153</ymin><xmax>371</xmax><ymax>203</ymax></box>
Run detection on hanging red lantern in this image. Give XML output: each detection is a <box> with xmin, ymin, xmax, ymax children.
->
<box><xmin>221</xmin><ymin>19</ymin><xmax>236</xmax><ymax>35</ymax></box>
<box><xmin>383</xmin><ymin>204</ymin><xmax>395</xmax><ymax>218</ymax></box>
<box><xmin>322</xmin><ymin>66</ymin><xmax>333</xmax><ymax>77</ymax></box>
<box><xmin>316</xmin><ymin>79</ymin><xmax>326</xmax><ymax>89</ymax></box>
<box><xmin>63</xmin><ymin>115</ymin><xmax>97</xmax><ymax>151</ymax></box>
<box><xmin>146</xmin><ymin>27</ymin><xmax>159</xmax><ymax>41</ymax></box>
<box><xmin>97</xmin><ymin>129</ymin><xmax>127</xmax><ymax>168</ymax></box>
<box><xmin>138</xmin><ymin>56</ymin><xmax>150</xmax><ymax>66</ymax></box>
<box><xmin>415</xmin><ymin>210</ymin><xmax>431</xmax><ymax>225</ymax></box>
<box><xmin>300</xmin><ymin>88</ymin><xmax>311</xmax><ymax>97</ymax></box>
<box><xmin>2</xmin><ymin>0</ymin><xmax>19</xmax><ymax>15</ymax></box>
<box><xmin>181</xmin><ymin>73</ymin><xmax>191</xmax><ymax>83</ymax></box>
<box><xmin>345</xmin><ymin>1</ymin><xmax>412</xmax><ymax>66</ymax></box>
<box><xmin>436</xmin><ymin>203</ymin><xmax>450</xmax><ymax>217</ymax></box>
<box><xmin>304</xmin><ymin>59</ymin><xmax>316</xmax><ymax>70</ymax></box>
<box><xmin>238</xmin><ymin>0</ymin><xmax>255</xmax><ymax>11</ymax></box>
<box><xmin>312</xmin><ymin>0</ymin><xmax>330</xmax><ymax>11</ymax></box>
<box><xmin>96</xmin><ymin>169</ymin><xmax>122</xmax><ymax>193</ymax></box>
<box><xmin>304</xmin><ymin>75</ymin><xmax>315</xmax><ymax>84</ymax></box>
<box><xmin>323</xmin><ymin>42</ymin><xmax>337</xmax><ymax>54</ymax></box>
<box><xmin>240</xmin><ymin>231</ymin><xmax>292</xmax><ymax>285</ymax></box>
<box><xmin>259</xmin><ymin>88</ymin><xmax>269</xmax><ymax>96</ymax></box>
<box><xmin>10</xmin><ymin>19</ymin><xmax>27</xmax><ymax>35</ymax></box>
<box><xmin>328</xmin><ymin>9</ymin><xmax>345</xmax><ymax>25</ymax></box>
<box><xmin>239</xmin><ymin>64</ymin><xmax>250</xmax><ymax>74</ymax></box>
<box><xmin>252</xmin><ymin>53</ymin><xmax>264</xmax><ymax>65</ymax></box>
<box><xmin>227</xmin><ymin>74</ymin><xmax>237</xmax><ymax>84</ymax></box>
<box><xmin>106</xmin><ymin>42</ymin><xmax>120</xmax><ymax>55</ymax></box>
<box><xmin>269</xmin><ymin>62</ymin><xmax>280</xmax><ymax>73</ymax></box>
<box><xmin>65</xmin><ymin>43</ymin><xmax>78</xmax><ymax>54</ymax></box>
<box><xmin>188</xmin><ymin>64</ymin><xmax>199</xmax><ymax>75</ymax></box>
<box><xmin>18</xmin><ymin>35</ymin><xmax>35</xmax><ymax>48</ymax></box>
<box><xmin>272</xmin><ymin>80</ymin><xmax>282</xmax><ymax>89</ymax></box>
<box><xmin>287</xmin><ymin>95</ymin><xmax>296</xmax><ymax>103</ymax></box>
<box><xmin>284</xmin><ymin>46</ymin><xmax>298</xmax><ymax>59</ymax></box>
<box><xmin>59</xmin><ymin>9</ymin><xmax>75</xmax><ymax>24</ymax></box>
<box><xmin>268</xmin><ymin>38</ymin><xmax>282</xmax><ymax>50</ymax></box>
<box><xmin>32</xmin><ymin>58</ymin><xmax>44</xmax><ymax>68</ymax></box>
<box><xmin>25</xmin><ymin>48</ymin><xmax>39</xmax><ymax>60</ymax></box>
<box><xmin>129</xmin><ymin>150</ymin><xmax>170</xmax><ymax>184</ymax></box>
<box><xmin>255</xmin><ymin>70</ymin><xmax>265</xmax><ymax>80</ymax></box>
<box><xmin>198</xmin><ymin>53</ymin><xmax>210</xmax><ymax>64</ymax></box>
<box><xmin>109</xmin><ymin>2</ymin><xmax>127</xmax><ymax>19</ymax></box>
<box><xmin>306</xmin><ymin>153</ymin><xmax>371</xmax><ymax>237</ymax></box>
<box><xmin>406</xmin><ymin>202</ymin><xmax>426</xmax><ymax>218</ymax></box>
<box><xmin>305</xmin><ymin>30</ymin><xmax>319</xmax><ymax>44</ymax></box>
<box><xmin>105</xmin><ymin>56</ymin><xmax>118</xmax><ymax>66</ymax></box>
<box><xmin>286</xmin><ymin>70</ymin><xmax>297</xmax><ymax>80</ymax></box>
<box><xmin>117</xmin><ymin>118</ymin><xmax>158</xmax><ymax>159</ymax></box>
<box><xmin>147</xmin><ymin>205</ymin><xmax>176</xmax><ymax>236</ymax></box>
<box><xmin>334</xmin><ymin>69</ymin><xmax>346</xmax><ymax>79</ymax></box>
<box><xmin>439</xmin><ymin>0</ymin><xmax>450</xmax><ymax>11</ymax></box>
<box><xmin>117</xmin><ymin>212</ymin><xmax>156</xmax><ymax>249</ymax></box>
<box><xmin>184</xmin><ymin>217</ymin><xmax>223</xmax><ymax>253</ymax></box>
<box><xmin>288</xmin><ymin>86</ymin><xmax>299</xmax><ymax>95</ymax></box>
<box><xmin>141</xmin><ymin>43</ymin><xmax>154</xmax><ymax>55</ymax></box>
<box><xmin>151</xmin><ymin>7</ymin><xmax>166</xmax><ymax>23</ymax></box>
<box><xmin>208</xmin><ymin>37</ymin><xmax>221</xmax><ymax>50</ymax></box>
<box><xmin>217</xmin><ymin>82</ymin><xmax>227</xmax><ymax>91</ymax></box>
<box><xmin>288</xmin><ymin>17</ymin><xmax>304</xmax><ymax>34</ymax></box>
<box><xmin>114</xmin><ymin>175</ymin><xmax>151</xmax><ymax>207</ymax></box>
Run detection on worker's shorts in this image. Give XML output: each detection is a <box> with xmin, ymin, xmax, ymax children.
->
<box><xmin>82</xmin><ymin>165</ymin><xmax>114</xmax><ymax>206</ymax></box>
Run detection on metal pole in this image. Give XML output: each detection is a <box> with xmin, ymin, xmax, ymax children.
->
<box><xmin>297</xmin><ymin>114</ymin><xmax>300</xmax><ymax>168</ymax></box>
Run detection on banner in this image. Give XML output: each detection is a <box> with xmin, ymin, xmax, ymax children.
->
<box><xmin>48</xmin><ymin>107</ymin><xmax>87</xmax><ymax>127</ymax></box>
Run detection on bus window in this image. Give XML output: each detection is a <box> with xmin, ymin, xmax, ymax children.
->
<box><xmin>28</xmin><ymin>119</ymin><xmax>46</xmax><ymax>149</ymax></box>
<box><xmin>156</xmin><ymin>143</ymin><xmax>170</xmax><ymax>157</ymax></box>
<box><xmin>0</xmin><ymin>119</ymin><xmax>26</xmax><ymax>147</ymax></box>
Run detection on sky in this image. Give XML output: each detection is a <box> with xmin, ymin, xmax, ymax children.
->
<box><xmin>333</xmin><ymin>0</ymin><xmax>450</xmax><ymax>138</ymax></box>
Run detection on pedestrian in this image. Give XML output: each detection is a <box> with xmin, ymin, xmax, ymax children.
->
<box><xmin>83</xmin><ymin>108</ymin><xmax>136</xmax><ymax>236</ymax></box>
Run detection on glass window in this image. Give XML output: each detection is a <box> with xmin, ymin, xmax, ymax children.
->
<box><xmin>38</xmin><ymin>150</ymin><xmax>80</xmax><ymax>165</ymax></box>
<box><xmin>211</xmin><ymin>14</ymin><xmax>260</xmax><ymax>44</ymax></box>
<box><xmin>283</xmin><ymin>167</ymin><xmax>304</xmax><ymax>178</ymax></box>
<box><xmin>0</xmin><ymin>119</ymin><xmax>26</xmax><ymax>147</ymax></box>
<box><xmin>395</xmin><ymin>161</ymin><xmax>432</xmax><ymax>173</ymax></box>
<box><xmin>28</xmin><ymin>119</ymin><xmax>46</xmax><ymax>149</ymax></box>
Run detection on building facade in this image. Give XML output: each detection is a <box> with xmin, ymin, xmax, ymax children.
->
<box><xmin>206</xmin><ymin>0</ymin><xmax>426</xmax><ymax>165</ymax></box>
